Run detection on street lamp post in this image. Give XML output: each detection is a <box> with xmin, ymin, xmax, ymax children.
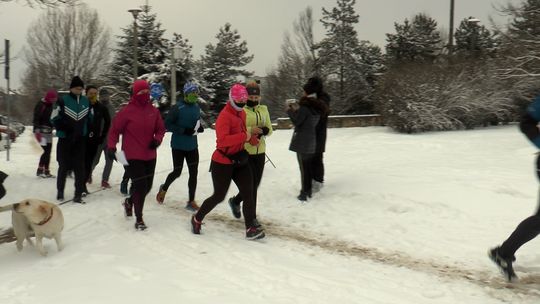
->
<box><xmin>448</xmin><ymin>0</ymin><xmax>455</xmax><ymax>55</ymax></box>
<box><xmin>171</xmin><ymin>46</ymin><xmax>185</xmax><ymax>105</ymax></box>
<box><xmin>128</xmin><ymin>8</ymin><xmax>142</xmax><ymax>81</ymax></box>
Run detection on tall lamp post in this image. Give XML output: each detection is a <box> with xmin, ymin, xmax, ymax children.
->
<box><xmin>448</xmin><ymin>0</ymin><xmax>455</xmax><ymax>55</ymax></box>
<box><xmin>171</xmin><ymin>46</ymin><xmax>185</xmax><ymax>105</ymax></box>
<box><xmin>128</xmin><ymin>8</ymin><xmax>142</xmax><ymax>80</ymax></box>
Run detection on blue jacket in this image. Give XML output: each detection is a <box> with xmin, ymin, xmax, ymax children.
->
<box><xmin>165</xmin><ymin>100</ymin><xmax>201</xmax><ymax>151</ymax></box>
<box><xmin>521</xmin><ymin>95</ymin><xmax>540</xmax><ymax>148</ymax></box>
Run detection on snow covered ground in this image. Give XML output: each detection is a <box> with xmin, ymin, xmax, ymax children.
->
<box><xmin>1</xmin><ymin>125</ymin><xmax>540</xmax><ymax>304</ymax></box>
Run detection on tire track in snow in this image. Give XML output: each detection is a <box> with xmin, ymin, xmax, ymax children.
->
<box><xmin>191</xmin><ymin>210</ymin><xmax>540</xmax><ymax>302</ymax></box>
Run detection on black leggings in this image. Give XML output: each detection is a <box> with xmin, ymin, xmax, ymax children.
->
<box><xmin>297</xmin><ymin>153</ymin><xmax>315</xmax><ymax>195</ymax></box>
<box><xmin>231</xmin><ymin>153</ymin><xmax>265</xmax><ymax>215</ymax></box>
<box><xmin>195</xmin><ymin>161</ymin><xmax>255</xmax><ymax>228</ymax></box>
<box><xmin>162</xmin><ymin>149</ymin><xmax>199</xmax><ymax>202</ymax></box>
<box><xmin>311</xmin><ymin>152</ymin><xmax>325</xmax><ymax>183</ymax></box>
<box><xmin>39</xmin><ymin>143</ymin><xmax>52</xmax><ymax>169</ymax></box>
<box><xmin>125</xmin><ymin>159</ymin><xmax>157</xmax><ymax>222</ymax></box>
<box><xmin>499</xmin><ymin>155</ymin><xmax>540</xmax><ymax>258</ymax></box>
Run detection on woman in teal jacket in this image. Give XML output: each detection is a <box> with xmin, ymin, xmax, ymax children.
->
<box><xmin>156</xmin><ymin>82</ymin><xmax>204</xmax><ymax>211</ymax></box>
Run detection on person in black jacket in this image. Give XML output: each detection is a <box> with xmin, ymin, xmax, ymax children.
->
<box><xmin>287</xmin><ymin>82</ymin><xmax>329</xmax><ymax>201</ymax></box>
<box><xmin>304</xmin><ymin>77</ymin><xmax>331</xmax><ymax>191</ymax></box>
<box><xmin>83</xmin><ymin>85</ymin><xmax>111</xmax><ymax>194</ymax></box>
<box><xmin>33</xmin><ymin>89</ymin><xmax>57</xmax><ymax>178</ymax></box>
<box><xmin>489</xmin><ymin>94</ymin><xmax>540</xmax><ymax>282</ymax></box>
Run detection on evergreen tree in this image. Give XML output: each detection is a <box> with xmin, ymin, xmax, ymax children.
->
<box><xmin>498</xmin><ymin>0</ymin><xmax>540</xmax><ymax>78</ymax></box>
<box><xmin>200</xmin><ymin>23</ymin><xmax>253</xmax><ymax>115</ymax></box>
<box><xmin>108</xmin><ymin>5</ymin><xmax>169</xmax><ymax>96</ymax></box>
<box><xmin>318</xmin><ymin>0</ymin><xmax>383</xmax><ymax>114</ymax></box>
<box><xmin>455</xmin><ymin>18</ymin><xmax>496</xmax><ymax>57</ymax></box>
<box><xmin>386</xmin><ymin>13</ymin><xmax>441</xmax><ymax>63</ymax></box>
<box><xmin>508</xmin><ymin>0</ymin><xmax>540</xmax><ymax>38</ymax></box>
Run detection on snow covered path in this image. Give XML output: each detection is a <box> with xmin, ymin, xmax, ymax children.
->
<box><xmin>1</xmin><ymin>126</ymin><xmax>540</xmax><ymax>303</ymax></box>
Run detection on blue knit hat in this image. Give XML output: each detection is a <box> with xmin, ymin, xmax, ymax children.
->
<box><xmin>183</xmin><ymin>82</ymin><xmax>199</xmax><ymax>94</ymax></box>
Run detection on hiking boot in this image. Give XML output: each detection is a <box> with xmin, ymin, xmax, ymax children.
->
<box><xmin>82</xmin><ymin>188</ymin><xmax>89</xmax><ymax>197</ymax></box>
<box><xmin>120</xmin><ymin>180</ymin><xmax>128</xmax><ymax>196</ymax></box>
<box><xmin>73</xmin><ymin>195</ymin><xmax>85</xmax><ymax>204</ymax></box>
<box><xmin>488</xmin><ymin>246</ymin><xmax>517</xmax><ymax>282</ymax></box>
<box><xmin>36</xmin><ymin>167</ymin><xmax>44</xmax><ymax>177</ymax></box>
<box><xmin>185</xmin><ymin>201</ymin><xmax>199</xmax><ymax>212</ymax></box>
<box><xmin>228</xmin><ymin>197</ymin><xmax>241</xmax><ymax>219</ymax></box>
<box><xmin>101</xmin><ymin>180</ymin><xmax>111</xmax><ymax>189</ymax></box>
<box><xmin>156</xmin><ymin>184</ymin><xmax>167</xmax><ymax>204</ymax></box>
<box><xmin>191</xmin><ymin>215</ymin><xmax>202</xmax><ymax>234</ymax></box>
<box><xmin>56</xmin><ymin>191</ymin><xmax>64</xmax><ymax>201</ymax></box>
<box><xmin>135</xmin><ymin>221</ymin><xmax>147</xmax><ymax>231</ymax></box>
<box><xmin>246</xmin><ymin>226</ymin><xmax>265</xmax><ymax>240</ymax></box>
<box><xmin>123</xmin><ymin>198</ymin><xmax>133</xmax><ymax>217</ymax></box>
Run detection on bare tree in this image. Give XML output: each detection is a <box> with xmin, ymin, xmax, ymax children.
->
<box><xmin>265</xmin><ymin>7</ymin><xmax>318</xmax><ymax>119</ymax></box>
<box><xmin>0</xmin><ymin>0</ymin><xmax>77</xmax><ymax>8</ymax></box>
<box><xmin>22</xmin><ymin>3</ymin><xmax>111</xmax><ymax>98</ymax></box>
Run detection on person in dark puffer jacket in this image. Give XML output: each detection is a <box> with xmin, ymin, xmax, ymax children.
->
<box><xmin>83</xmin><ymin>85</ymin><xmax>111</xmax><ymax>192</ymax></box>
<box><xmin>287</xmin><ymin>80</ymin><xmax>329</xmax><ymax>201</ymax></box>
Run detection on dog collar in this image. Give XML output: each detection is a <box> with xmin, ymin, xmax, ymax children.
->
<box><xmin>37</xmin><ymin>208</ymin><xmax>53</xmax><ymax>226</ymax></box>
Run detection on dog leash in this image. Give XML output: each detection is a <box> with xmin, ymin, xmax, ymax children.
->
<box><xmin>57</xmin><ymin>158</ymin><xmax>212</xmax><ymax>206</ymax></box>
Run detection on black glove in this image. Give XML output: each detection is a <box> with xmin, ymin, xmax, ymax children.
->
<box><xmin>149</xmin><ymin>139</ymin><xmax>161</xmax><ymax>149</ymax></box>
<box><xmin>106</xmin><ymin>148</ymin><xmax>117</xmax><ymax>161</ymax></box>
<box><xmin>261</xmin><ymin>127</ymin><xmax>270</xmax><ymax>135</ymax></box>
<box><xmin>183</xmin><ymin>128</ymin><xmax>195</xmax><ymax>136</ymax></box>
<box><xmin>197</xmin><ymin>125</ymin><xmax>204</xmax><ymax>133</ymax></box>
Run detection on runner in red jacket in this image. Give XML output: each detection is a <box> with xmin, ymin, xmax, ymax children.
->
<box><xmin>191</xmin><ymin>83</ymin><xmax>265</xmax><ymax>240</ymax></box>
<box><xmin>107</xmin><ymin>79</ymin><xmax>166</xmax><ymax>230</ymax></box>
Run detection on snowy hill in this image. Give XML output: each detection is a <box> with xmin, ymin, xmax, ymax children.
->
<box><xmin>0</xmin><ymin>126</ymin><xmax>539</xmax><ymax>304</ymax></box>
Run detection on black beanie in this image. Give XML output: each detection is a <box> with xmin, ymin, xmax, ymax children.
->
<box><xmin>303</xmin><ymin>76</ymin><xmax>323</xmax><ymax>95</ymax></box>
<box><xmin>70</xmin><ymin>76</ymin><xmax>84</xmax><ymax>89</ymax></box>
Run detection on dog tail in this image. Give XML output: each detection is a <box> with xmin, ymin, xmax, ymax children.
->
<box><xmin>0</xmin><ymin>204</ymin><xmax>14</xmax><ymax>213</ymax></box>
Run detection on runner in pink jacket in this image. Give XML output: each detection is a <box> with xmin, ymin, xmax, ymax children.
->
<box><xmin>107</xmin><ymin>79</ymin><xmax>166</xmax><ymax>230</ymax></box>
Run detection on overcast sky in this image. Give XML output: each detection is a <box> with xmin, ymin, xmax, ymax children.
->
<box><xmin>0</xmin><ymin>0</ymin><xmax>522</xmax><ymax>89</ymax></box>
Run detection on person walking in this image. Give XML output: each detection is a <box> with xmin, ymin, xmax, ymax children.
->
<box><xmin>489</xmin><ymin>94</ymin><xmax>540</xmax><ymax>281</ymax></box>
<box><xmin>51</xmin><ymin>76</ymin><xmax>91</xmax><ymax>203</ymax></box>
<box><xmin>287</xmin><ymin>80</ymin><xmax>329</xmax><ymax>201</ymax></box>
<box><xmin>107</xmin><ymin>79</ymin><xmax>165</xmax><ymax>230</ymax></box>
<box><xmin>155</xmin><ymin>82</ymin><xmax>204</xmax><ymax>211</ymax></box>
<box><xmin>33</xmin><ymin>89</ymin><xmax>57</xmax><ymax>178</ymax></box>
<box><xmin>190</xmin><ymin>84</ymin><xmax>265</xmax><ymax>240</ymax></box>
<box><xmin>228</xmin><ymin>80</ymin><xmax>272</xmax><ymax>222</ymax></box>
<box><xmin>91</xmin><ymin>88</ymin><xmax>116</xmax><ymax>189</ymax></box>
<box><xmin>84</xmin><ymin>85</ymin><xmax>111</xmax><ymax>193</ymax></box>
<box><xmin>305</xmin><ymin>77</ymin><xmax>331</xmax><ymax>192</ymax></box>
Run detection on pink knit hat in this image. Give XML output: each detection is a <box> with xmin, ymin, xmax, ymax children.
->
<box><xmin>44</xmin><ymin>89</ymin><xmax>58</xmax><ymax>104</ymax></box>
<box><xmin>229</xmin><ymin>83</ymin><xmax>248</xmax><ymax>102</ymax></box>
